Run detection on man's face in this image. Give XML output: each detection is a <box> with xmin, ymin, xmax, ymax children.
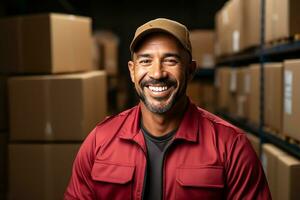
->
<box><xmin>128</xmin><ymin>33</ymin><xmax>195</xmax><ymax>114</ymax></box>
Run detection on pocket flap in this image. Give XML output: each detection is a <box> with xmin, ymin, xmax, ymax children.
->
<box><xmin>176</xmin><ymin>165</ymin><xmax>224</xmax><ymax>188</ymax></box>
<box><xmin>91</xmin><ymin>161</ymin><xmax>135</xmax><ymax>184</ymax></box>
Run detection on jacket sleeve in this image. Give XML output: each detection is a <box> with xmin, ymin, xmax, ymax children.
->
<box><xmin>225</xmin><ymin>134</ymin><xmax>272</xmax><ymax>200</ymax></box>
<box><xmin>64</xmin><ymin>128</ymin><xmax>97</xmax><ymax>200</ymax></box>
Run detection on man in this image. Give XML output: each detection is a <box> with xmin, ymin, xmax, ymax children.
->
<box><xmin>64</xmin><ymin>18</ymin><xmax>271</xmax><ymax>200</ymax></box>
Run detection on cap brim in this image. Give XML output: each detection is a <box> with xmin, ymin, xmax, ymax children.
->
<box><xmin>130</xmin><ymin>28</ymin><xmax>184</xmax><ymax>53</ymax></box>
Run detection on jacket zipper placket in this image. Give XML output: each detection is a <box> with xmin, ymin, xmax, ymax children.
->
<box><xmin>141</xmin><ymin>153</ymin><xmax>148</xmax><ymax>200</ymax></box>
<box><xmin>161</xmin><ymin>140</ymin><xmax>174</xmax><ymax>200</ymax></box>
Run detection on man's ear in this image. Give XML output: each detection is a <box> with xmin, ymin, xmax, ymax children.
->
<box><xmin>188</xmin><ymin>60</ymin><xmax>197</xmax><ymax>81</ymax></box>
<box><xmin>128</xmin><ymin>60</ymin><xmax>135</xmax><ymax>83</ymax></box>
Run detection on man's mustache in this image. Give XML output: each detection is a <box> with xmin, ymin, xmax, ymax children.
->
<box><xmin>140</xmin><ymin>78</ymin><xmax>177</xmax><ymax>88</ymax></box>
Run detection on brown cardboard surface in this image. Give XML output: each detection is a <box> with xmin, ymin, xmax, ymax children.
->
<box><xmin>215</xmin><ymin>2</ymin><xmax>232</xmax><ymax>56</ymax></box>
<box><xmin>0</xmin><ymin>133</ymin><xmax>7</xmax><ymax>200</ymax></box>
<box><xmin>246</xmin><ymin>133</ymin><xmax>260</xmax><ymax>156</ymax></box>
<box><xmin>277</xmin><ymin>155</ymin><xmax>300</xmax><ymax>200</ymax></box>
<box><xmin>8</xmin><ymin>70</ymin><xmax>107</xmax><ymax>141</ymax></box>
<box><xmin>215</xmin><ymin>67</ymin><xmax>231</xmax><ymax>112</ymax></box>
<box><xmin>201</xmin><ymin>83</ymin><xmax>216</xmax><ymax>113</ymax></box>
<box><xmin>187</xmin><ymin>81</ymin><xmax>202</xmax><ymax>106</ymax></box>
<box><xmin>262</xmin><ymin>144</ymin><xmax>287</xmax><ymax>200</ymax></box>
<box><xmin>283</xmin><ymin>59</ymin><xmax>300</xmax><ymax>141</ymax></box>
<box><xmin>0</xmin><ymin>76</ymin><xmax>8</xmax><ymax>130</ymax></box>
<box><xmin>248</xmin><ymin>64</ymin><xmax>260</xmax><ymax>126</ymax></box>
<box><xmin>264</xmin><ymin>63</ymin><xmax>283</xmax><ymax>134</ymax></box>
<box><xmin>265</xmin><ymin>0</ymin><xmax>300</xmax><ymax>42</ymax></box>
<box><xmin>93</xmin><ymin>31</ymin><xmax>119</xmax><ymax>76</ymax></box>
<box><xmin>190</xmin><ymin>30</ymin><xmax>215</xmax><ymax>68</ymax></box>
<box><xmin>8</xmin><ymin>143</ymin><xmax>80</xmax><ymax>200</ymax></box>
<box><xmin>243</xmin><ymin>0</ymin><xmax>260</xmax><ymax>48</ymax></box>
<box><xmin>230</xmin><ymin>0</ymin><xmax>244</xmax><ymax>53</ymax></box>
<box><xmin>0</xmin><ymin>13</ymin><xmax>92</xmax><ymax>74</ymax></box>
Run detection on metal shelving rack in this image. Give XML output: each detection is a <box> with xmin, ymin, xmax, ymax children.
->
<box><xmin>216</xmin><ymin>0</ymin><xmax>300</xmax><ymax>159</ymax></box>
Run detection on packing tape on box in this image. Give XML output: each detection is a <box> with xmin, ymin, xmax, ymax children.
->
<box><xmin>230</xmin><ymin>69</ymin><xmax>237</xmax><ymax>92</ymax></box>
<box><xmin>232</xmin><ymin>30</ymin><xmax>240</xmax><ymax>52</ymax></box>
<box><xmin>284</xmin><ymin>70</ymin><xmax>293</xmax><ymax>115</ymax></box>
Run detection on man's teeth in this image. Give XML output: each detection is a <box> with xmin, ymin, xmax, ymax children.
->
<box><xmin>148</xmin><ymin>86</ymin><xmax>168</xmax><ymax>92</ymax></box>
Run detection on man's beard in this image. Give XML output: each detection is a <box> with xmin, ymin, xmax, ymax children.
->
<box><xmin>135</xmin><ymin>77</ymin><xmax>187</xmax><ymax>114</ymax></box>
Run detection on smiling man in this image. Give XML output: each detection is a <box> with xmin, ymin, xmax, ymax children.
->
<box><xmin>64</xmin><ymin>18</ymin><xmax>271</xmax><ymax>200</ymax></box>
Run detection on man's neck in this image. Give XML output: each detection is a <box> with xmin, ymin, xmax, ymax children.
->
<box><xmin>140</xmin><ymin>97</ymin><xmax>188</xmax><ymax>137</ymax></box>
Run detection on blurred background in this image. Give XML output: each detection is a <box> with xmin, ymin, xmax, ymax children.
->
<box><xmin>1</xmin><ymin>0</ymin><xmax>300</xmax><ymax>199</ymax></box>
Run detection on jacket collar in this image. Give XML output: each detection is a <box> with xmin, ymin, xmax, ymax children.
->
<box><xmin>119</xmin><ymin>101</ymin><xmax>199</xmax><ymax>143</ymax></box>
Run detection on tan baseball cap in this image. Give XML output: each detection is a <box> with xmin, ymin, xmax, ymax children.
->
<box><xmin>130</xmin><ymin>18</ymin><xmax>192</xmax><ymax>55</ymax></box>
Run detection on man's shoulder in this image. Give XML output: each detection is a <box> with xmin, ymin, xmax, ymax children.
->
<box><xmin>95</xmin><ymin>105</ymin><xmax>138</xmax><ymax>129</ymax></box>
<box><xmin>196</xmin><ymin>106</ymin><xmax>244</xmax><ymax>136</ymax></box>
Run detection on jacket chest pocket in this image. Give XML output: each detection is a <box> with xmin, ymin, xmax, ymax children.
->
<box><xmin>176</xmin><ymin>165</ymin><xmax>224</xmax><ymax>200</ymax></box>
<box><xmin>91</xmin><ymin>160</ymin><xmax>135</xmax><ymax>200</ymax></box>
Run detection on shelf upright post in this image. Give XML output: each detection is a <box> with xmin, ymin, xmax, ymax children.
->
<box><xmin>259</xmin><ymin>0</ymin><xmax>266</xmax><ymax>158</ymax></box>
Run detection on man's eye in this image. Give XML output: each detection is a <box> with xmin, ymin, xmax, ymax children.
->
<box><xmin>164</xmin><ymin>59</ymin><xmax>178</xmax><ymax>65</ymax></box>
<box><xmin>139</xmin><ymin>59</ymin><xmax>151</xmax><ymax>64</ymax></box>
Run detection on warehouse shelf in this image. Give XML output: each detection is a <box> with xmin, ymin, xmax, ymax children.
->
<box><xmin>219</xmin><ymin>112</ymin><xmax>300</xmax><ymax>159</ymax></box>
<box><xmin>193</xmin><ymin>68</ymin><xmax>215</xmax><ymax>79</ymax></box>
<box><xmin>217</xmin><ymin>40</ymin><xmax>300</xmax><ymax>66</ymax></box>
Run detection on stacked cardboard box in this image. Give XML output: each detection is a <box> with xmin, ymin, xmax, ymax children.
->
<box><xmin>215</xmin><ymin>0</ymin><xmax>260</xmax><ymax>56</ymax></box>
<box><xmin>0</xmin><ymin>13</ymin><xmax>108</xmax><ymax>199</ymax></box>
<box><xmin>215</xmin><ymin>67</ymin><xmax>231</xmax><ymax>112</ymax></box>
<box><xmin>262</xmin><ymin>144</ymin><xmax>300</xmax><ymax>200</ymax></box>
<box><xmin>8</xmin><ymin>71</ymin><xmax>107</xmax><ymax>141</ymax></box>
<box><xmin>190</xmin><ymin>30</ymin><xmax>215</xmax><ymax>68</ymax></box>
<box><xmin>264</xmin><ymin>63</ymin><xmax>283</xmax><ymax>134</ymax></box>
<box><xmin>8</xmin><ymin>144</ymin><xmax>80</xmax><ymax>200</ymax></box>
<box><xmin>187</xmin><ymin>81</ymin><xmax>216</xmax><ymax>113</ymax></box>
<box><xmin>283</xmin><ymin>59</ymin><xmax>300</xmax><ymax>141</ymax></box>
<box><xmin>0</xmin><ymin>13</ymin><xmax>93</xmax><ymax>74</ymax></box>
<box><xmin>265</xmin><ymin>0</ymin><xmax>300</xmax><ymax>43</ymax></box>
<box><xmin>248</xmin><ymin>64</ymin><xmax>260</xmax><ymax>127</ymax></box>
<box><xmin>228</xmin><ymin>67</ymin><xmax>249</xmax><ymax>118</ymax></box>
<box><xmin>262</xmin><ymin>144</ymin><xmax>287</xmax><ymax>200</ymax></box>
<box><xmin>93</xmin><ymin>31</ymin><xmax>119</xmax><ymax>76</ymax></box>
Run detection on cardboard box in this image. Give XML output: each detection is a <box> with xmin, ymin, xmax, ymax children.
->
<box><xmin>8</xmin><ymin>143</ymin><xmax>80</xmax><ymax>200</ymax></box>
<box><xmin>262</xmin><ymin>144</ymin><xmax>287</xmax><ymax>200</ymax></box>
<box><xmin>243</xmin><ymin>0</ymin><xmax>261</xmax><ymax>48</ymax></box>
<box><xmin>246</xmin><ymin>133</ymin><xmax>260</xmax><ymax>156</ymax></box>
<box><xmin>190</xmin><ymin>30</ymin><xmax>215</xmax><ymax>68</ymax></box>
<box><xmin>8</xmin><ymin>71</ymin><xmax>107</xmax><ymax>141</ymax></box>
<box><xmin>283</xmin><ymin>59</ymin><xmax>300</xmax><ymax>141</ymax></box>
<box><xmin>187</xmin><ymin>81</ymin><xmax>202</xmax><ymax>106</ymax></box>
<box><xmin>248</xmin><ymin>64</ymin><xmax>260</xmax><ymax>126</ymax></box>
<box><xmin>201</xmin><ymin>82</ymin><xmax>216</xmax><ymax>113</ymax></box>
<box><xmin>0</xmin><ymin>76</ymin><xmax>8</xmax><ymax>130</ymax></box>
<box><xmin>264</xmin><ymin>63</ymin><xmax>283</xmax><ymax>134</ymax></box>
<box><xmin>265</xmin><ymin>0</ymin><xmax>300</xmax><ymax>42</ymax></box>
<box><xmin>93</xmin><ymin>31</ymin><xmax>119</xmax><ymax>76</ymax></box>
<box><xmin>277</xmin><ymin>155</ymin><xmax>300</xmax><ymax>200</ymax></box>
<box><xmin>0</xmin><ymin>13</ymin><xmax>93</xmax><ymax>74</ymax></box>
<box><xmin>0</xmin><ymin>133</ymin><xmax>7</xmax><ymax>200</ymax></box>
<box><xmin>215</xmin><ymin>67</ymin><xmax>231</xmax><ymax>112</ymax></box>
<box><xmin>215</xmin><ymin>3</ymin><xmax>231</xmax><ymax>56</ymax></box>
<box><xmin>229</xmin><ymin>0</ymin><xmax>244</xmax><ymax>53</ymax></box>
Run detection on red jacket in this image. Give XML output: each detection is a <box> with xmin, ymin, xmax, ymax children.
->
<box><xmin>64</xmin><ymin>102</ymin><xmax>271</xmax><ymax>200</ymax></box>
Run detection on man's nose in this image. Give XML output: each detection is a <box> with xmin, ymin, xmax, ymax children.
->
<box><xmin>149</xmin><ymin>60</ymin><xmax>167</xmax><ymax>79</ymax></box>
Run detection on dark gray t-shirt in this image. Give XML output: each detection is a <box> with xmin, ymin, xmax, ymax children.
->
<box><xmin>141</xmin><ymin>123</ymin><xmax>176</xmax><ymax>200</ymax></box>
